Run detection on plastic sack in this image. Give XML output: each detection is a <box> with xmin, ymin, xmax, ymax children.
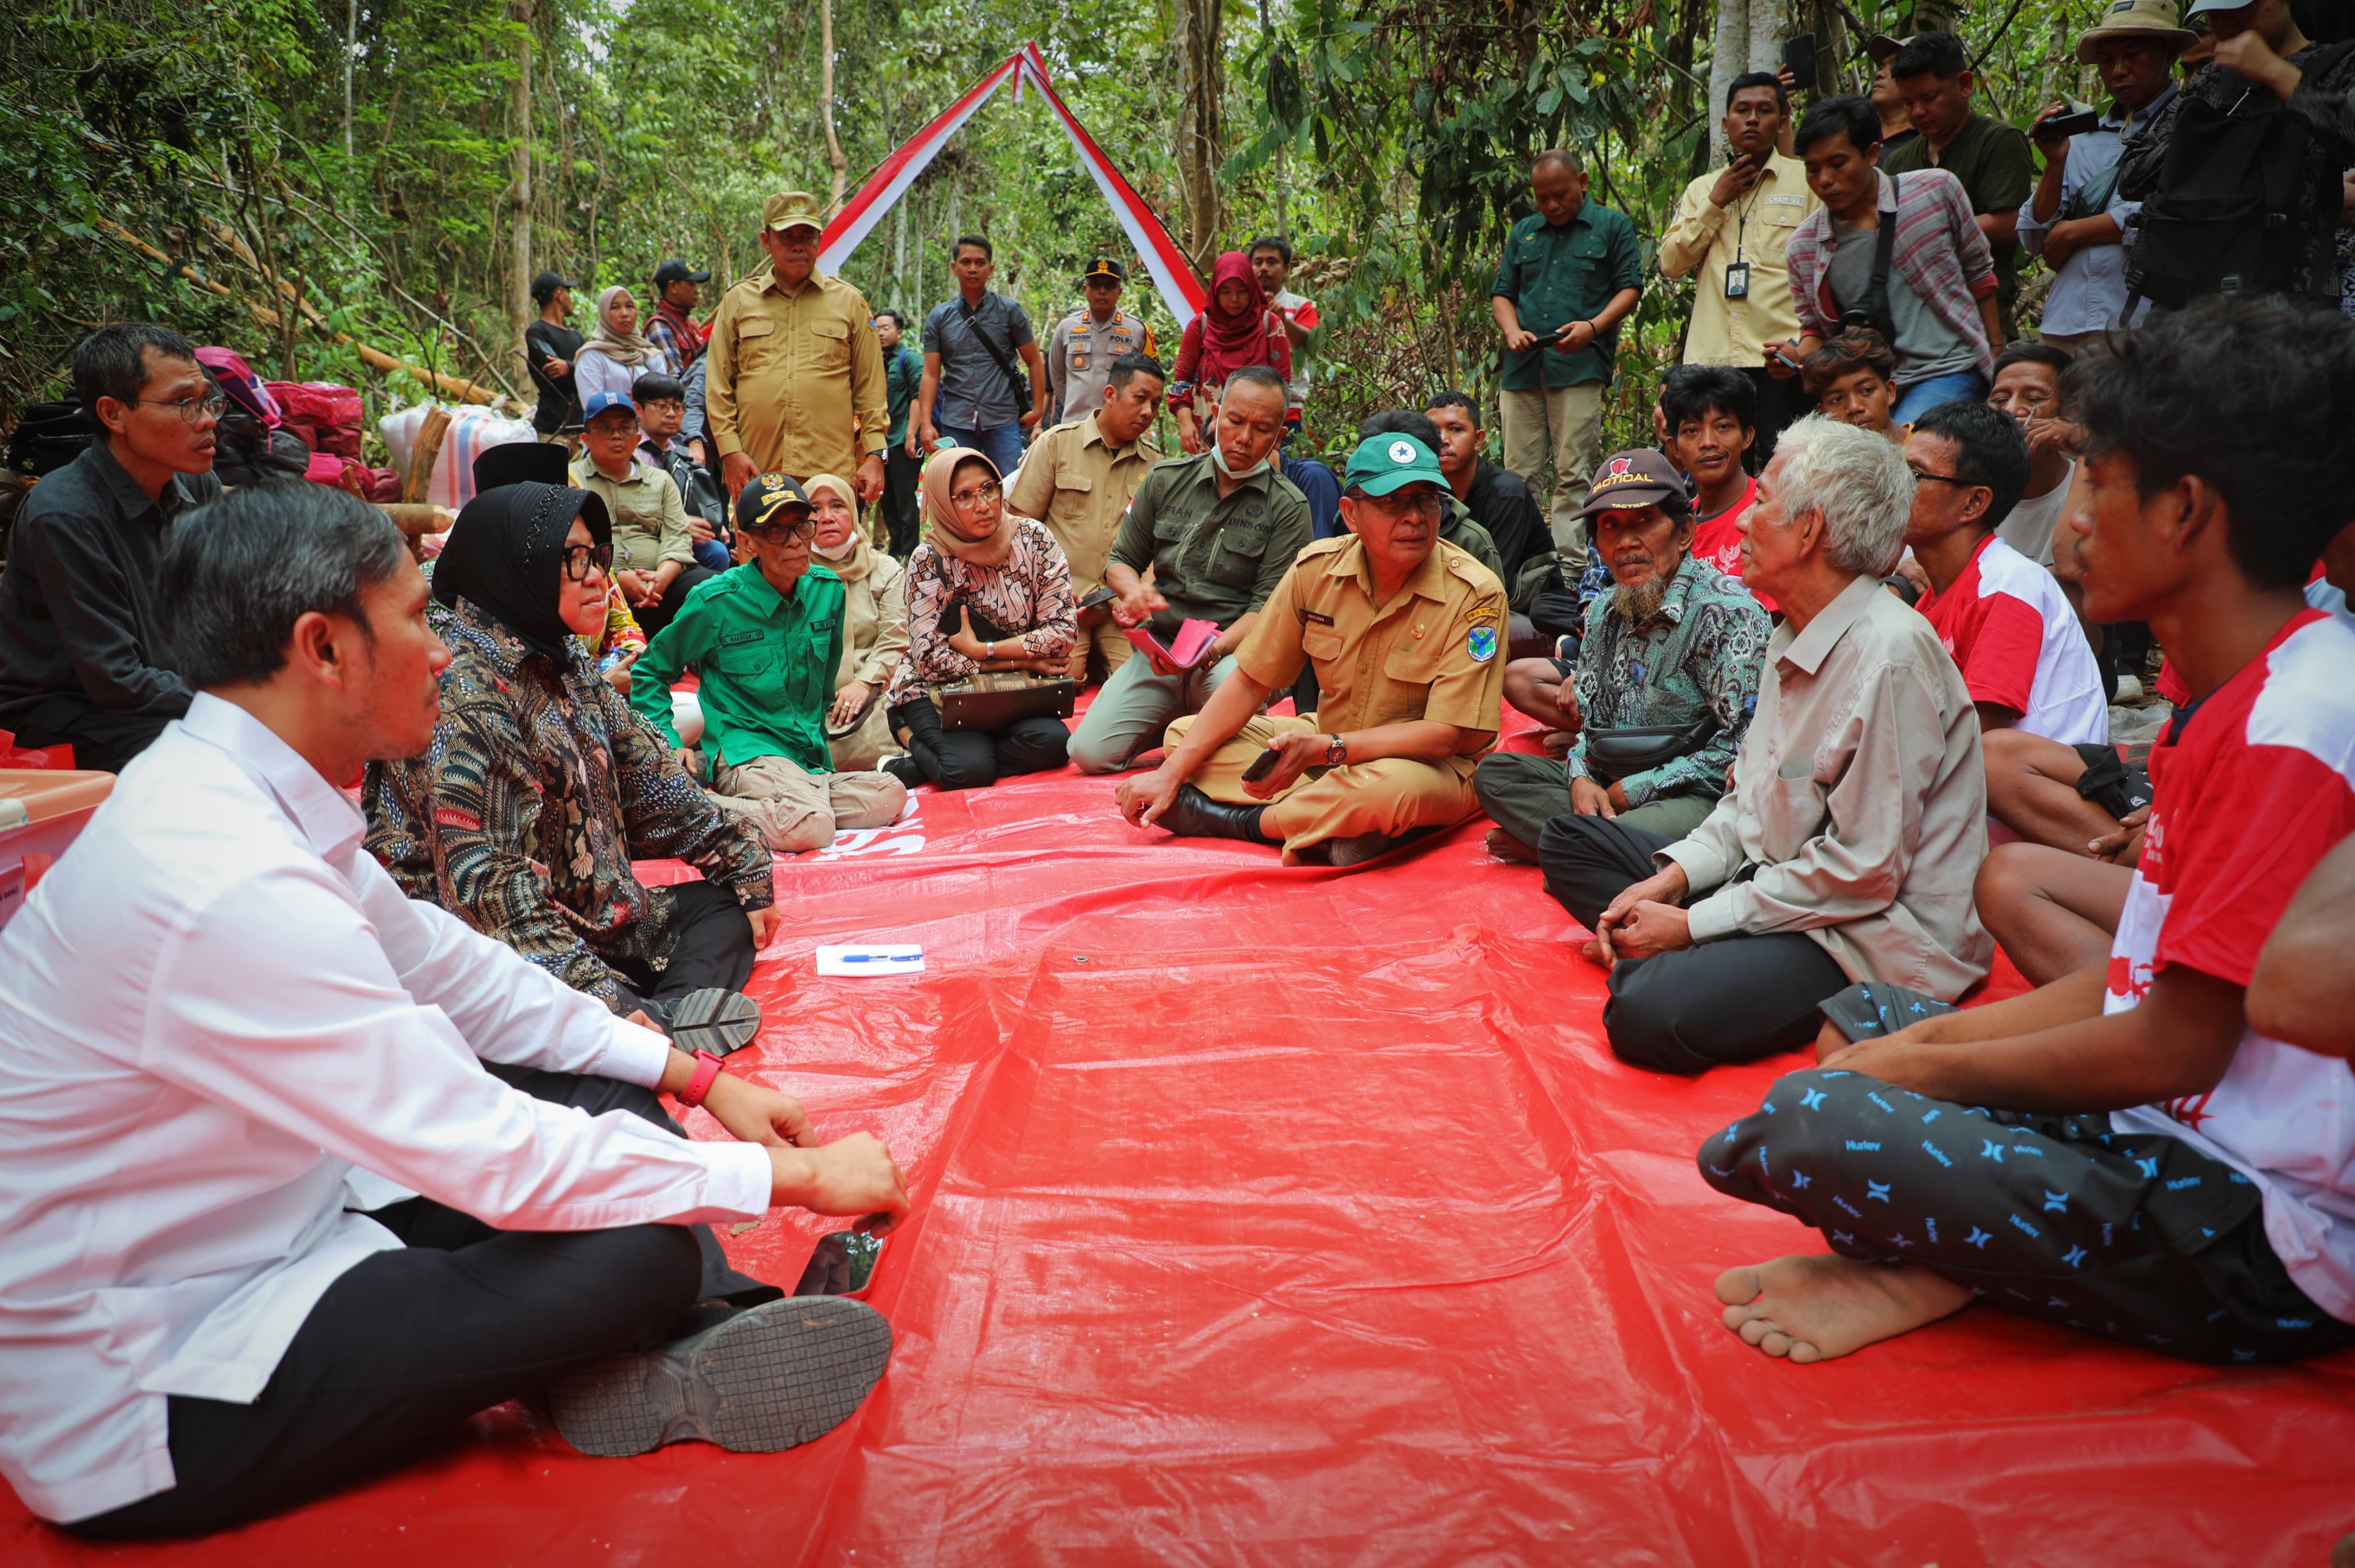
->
<box><xmin>378</xmin><ymin>403</ymin><xmax>542</xmax><ymax>510</ymax></box>
<box><xmin>266</xmin><ymin>381</ymin><xmax>364</xmax><ymax>458</ymax></box>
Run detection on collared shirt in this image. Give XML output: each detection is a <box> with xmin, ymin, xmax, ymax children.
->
<box><xmin>571</xmin><ymin>455</ymin><xmax>694</xmax><ymax>572</ymax></box>
<box><xmin>1438</xmin><ymin>496</ymin><xmax>1506</xmax><ymax>584</ymax></box>
<box><xmin>1489</xmin><ymin>201</ymin><xmax>1645</xmax><ymax>390</ymax></box>
<box><xmin>0</xmin><ymin>441</ymin><xmax>215</xmax><ymax>735</ymax></box>
<box><xmin>1881</xmin><ymin>112</ymin><xmax>2034</xmax><ymax>326</ymax></box>
<box><xmin>632</xmin><ymin>562</ymin><xmax>843</xmax><ymax>773</ymax></box>
<box><xmin>644</xmin><ymin>302</ymin><xmax>707</xmax><ymax>370</ymax></box>
<box><xmin>2015</xmin><ymin>91</ymin><xmax>2170</xmax><ymax>335</ymax></box>
<box><xmin>0</xmin><ymin>695</ymin><xmax>769</xmax><ymax>1524</ymax></box>
<box><xmin>365</xmin><ymin>596</ymin><xmax>773</xmax><ymax>1009</ymax></box>
<box><xmin>705</xmin><ymin>268</ymin><xmax>889</xmax><ymax>477</ymax></box>
<box><xmin>885</xmin><ymin>517</ymin><xmax>1078</xmax><ymax>705</ymax></box>
<box><xmin>883</xmin><ymin>343</ymin><xmax>922</xmax><ymax>447</ymax></box>
<box><xmin>1659</xmin><ymin>150</ymin><xmax>1820</xmax><ymax>368</ymax></box>
<box><xmin>1236</xmin><ymin>533</ymin><xmax>1507</xmax><ymax>748</ymax></box>
<box><xmin>1563</xmin><ymin>554</ymin><xmax>1771</xmax><ymax>807</ymax></box>
<box><xmin>1659</xmin><ymin>572</ymin><xmax>1992</xmax><ymax>998</ymax></box>
<box><xmin>1109</xmin><ymin>452</ymin><xmax>1313</xmax><ymax>630</ymax></box>
<box><xmin>1045</xmin><ymin>308</ymin><xmax>1158</xmax><ymax>423</ymax></box>
<box><xmin>923</xmin><ymin>290</ymin><xmax>1037</xmax><ymax>429</ymax></box>
<box><xmin>1005</xmin><ymin>412</ymin><xmax>1163</xmax><ymax>593</ymax></box>
<box><xmin>1459</xmin><ymin>459</ymin><xmax>1546</xmax><ymax>587</ymax></box>
<box><xmin>1786</xmin><ymin>167</ymin><xmax>1997</xmax><ymax>379</ymax></box>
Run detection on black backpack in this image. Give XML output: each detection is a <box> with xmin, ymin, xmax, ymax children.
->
<box><xmin>2125</xmin><ymin>44</ymin><xmax>2355</xmax><ymax>309</ymax></box>
<box><xmin>5</xmin><ymin>399</ymin><xmax>93</xmax><ymax>477</ymax></box>
<box><xmin>651</xmin><ymin>443</ymin><xmax>728</xmax><ymax>536</ymax></box>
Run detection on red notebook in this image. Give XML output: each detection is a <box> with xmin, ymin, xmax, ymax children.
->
<box><xmin>1123</xmin><ymin>617</ymin><xmax>1221</xmax><ymax>670</ymax></box>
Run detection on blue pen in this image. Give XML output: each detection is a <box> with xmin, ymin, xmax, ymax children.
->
<box><xmin>837</xmin><ymin>953</ymin><xmax>920</xmax><ymax>963</ymax></box>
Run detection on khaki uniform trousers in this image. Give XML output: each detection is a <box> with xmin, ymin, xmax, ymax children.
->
<box><xmin>1499</xmin><ymin>382</ymin><xmax>1604</xmax><ymax>568</ymax></box>
<box><xmin>1068</xmin><ymin>610</ymin><xmax>1136</xmax><ymax>685</ymax></box>
<box><xmin>1169</xmin><ymin>712</ymin><xmax>1483</xmax><ymax>866</ymax></box>
<box><xmin>706</xmin><ymin>753</ymin><xmax>907</xmax><ymax>854</ymax></box>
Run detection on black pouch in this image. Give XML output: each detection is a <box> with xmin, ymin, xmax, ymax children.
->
<box><xmin>1582</xmin><ymin>718</ymin><xmax>1719</xmax><ymax>782</ymax></box>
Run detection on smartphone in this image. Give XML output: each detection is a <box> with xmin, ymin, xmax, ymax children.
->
<box><xmin>1076</xmin><ymin>585</ymin><xmax>1117</xmax><ymax>612</ymax></box>
<box><xmin>793</xmin><ymin>1225</ymin><xmax>886</xmax><ymax>1298</ymax></box>
<box><xmin>2036</xmin><ymin>108</ymin><xmax>2101</xmax><ymax>141</ymax></box>
<box><xmin>1240</xmin><ymin>746</ymin><xmax>1283</xmax><ymax>783</ymax></box>
<box><xmin>1780</xmin><ymin>32</ymin><xmax>1818</xmax><ymax>93</ymax></box>
<box><xmin>1771</xmin><ymin>345</ymin><xmax>1804</xmax><ymax>371</ymax></box>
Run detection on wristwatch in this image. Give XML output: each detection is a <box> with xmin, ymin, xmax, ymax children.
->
<box><xmin>1324</xmin><ymin>734</ymin><xmax>1348</xmax><ymax>768</ymax></box>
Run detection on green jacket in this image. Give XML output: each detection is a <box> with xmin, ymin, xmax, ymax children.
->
<box><xmin>632</xmin><ymin>562</ymin><xmax>844</xmax><ymax>773</ymax></box>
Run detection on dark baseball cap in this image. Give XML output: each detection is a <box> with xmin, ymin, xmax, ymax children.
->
<box><xmin>530</xmin><ymin>271</ymin><xmax>579</xmax><ymax>303</ymax></box>
<box><xmin>653</xmin><ymin>259</ymin><xmax>712</xmax><ymax>288</ymax></box>
<box><xmin>735</xmin><ymin>473</ymin><xmax>812</xmax><ymax>534</ymax></box>
<box><xmin>1577</xmin><ymin>449</ymin><xmax>1692</xmax><ymax>520</ymax></box>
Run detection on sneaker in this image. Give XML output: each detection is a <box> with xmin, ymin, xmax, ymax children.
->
<box><xmin>549</xmin><ymin>1294</ymin><xmax>892</xmax><ymax>1458</ymax></box>
<box><xmin>667</xmin><ymin>987</ymin><xmax>762</xmax><ymax>1058</ymax></box>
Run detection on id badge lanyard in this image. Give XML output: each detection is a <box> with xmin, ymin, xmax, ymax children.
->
<box><xmin>1725</xmin><ymin>185</ymin><xmax>1760</xmax><ymax>300</ymax></box>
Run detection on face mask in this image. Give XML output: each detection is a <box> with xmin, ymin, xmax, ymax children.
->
<box><xmin>1211</xmin><ymin>437</ymin><xmax>1271</xmax><ymax>482</ymax></box>
<box><xmin>814</xmin><ymin>531</ymin><xmax>857</xmax><ymax>562</ymax></box>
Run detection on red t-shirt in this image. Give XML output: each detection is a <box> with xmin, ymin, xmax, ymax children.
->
<box><xmin>1687</xmin><ymin>477</ymin><xmax>1772</xmax><ymax>610</ymax></box>
<box><xmin>1912</xmin><ymin>535</ymin><xmax>2108</xmax><ymax>744</ymax></box>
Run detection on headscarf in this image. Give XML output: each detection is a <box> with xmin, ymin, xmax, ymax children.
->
<box><xmin>434</xmin><ymin>478</ymin><xmax>613</xmax><ymax>663</ymax></box>
<box><xmin>920</xmin><ymin>446</ymin><xmax>1015</xmax><ymax>569</ymax></box>
<box><xmin>805</xmin><ymin>472</ymin><xmax>866</xmax><ymax>570</ymax></box>
<box><xmin>1194</xmin><ymin>251</ymin><xmax>1276</xmax><ymax>388</ymax></box>
<box><xmin>586</xmin><ymin>286</ymin><xmax>659</xmax><ymax>369</ymax></box>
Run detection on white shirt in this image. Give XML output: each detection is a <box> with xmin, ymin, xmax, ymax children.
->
<box><xmin>1997</xmin><ymin>459</ymin><xmax>2074</xmax><ymax>568</ymax></box>
<box><xmin>0</xmin><ymin>695</ymin><xmax>772</xmax><ymax>1524</ymax></box>
<box><xmin>1916</xmin><ymin>535</ymin><xmax>2109</xmax><ymax>748</ymax></box>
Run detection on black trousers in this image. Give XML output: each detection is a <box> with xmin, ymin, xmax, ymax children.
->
<box><xmin>1740</xmin><ymin>367</ymin><xmax>1804</xmax><ymax>472</ymax></box>
<box><xmin>889</xmin><ymin>695</ymin><xmax>1068</xmax><ymax>791</ymax></box>
<box><xmin>1706</xmin><ymin>1067</ymin><xmax>2355</xmax><ymax>1365</ymax></box>
<box><xmin>1539</xmin><ymin>813</ymin><xmax>1851</xmax><ymax>1074</ymax></box>
<box><xmin>607</xmin><ymin>877</ymin><xmax>757</xmax><ymax>1020</ymax></box>
<box><xmin>883</xmin><ymin>445</ymin><xmax>922</xmax><ymax>558</ymax></box>
<box><xmin>11</xmin><ymin>696</ymin><xmax>174</xmax><ymax>773</ymax></box>
<box><xmin>634</xmin><ymin>563</ymin><xmax>716</xmax><ymax>639</ymax></box>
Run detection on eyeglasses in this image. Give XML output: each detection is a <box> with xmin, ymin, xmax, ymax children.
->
<box><xmin>949</xmin><ymin>481</ymin><xmax>1003</xmax><ymax>510</ymax></box>
<box><xmin>1907</xmin><ymin>466</ymin><xmax>1978</xmax><ymax>489</ymax></box>
<box><xmin>742</xmin><ymin>510</ymin><xmax>818</xmax><ymax>541</ymax></box>
<box><xmin>131</xmin><ymin>391</ymin><xmax>227</xmax><ymax>424</ymax></box>
<box><xmin>1354</xmin><ymin>490</ymin><xmax>1444</xmax><ymax>520</ymax></box>
<box><xmin>561</xmin><ymin>542</ymin><xmax>614</xmax><ymax>582</ymax></box>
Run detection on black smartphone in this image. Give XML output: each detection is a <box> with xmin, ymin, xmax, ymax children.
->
<box><xmin>793</xmin><ymin>1226</ymin><xmax>886</xmax><ymax>1298</ymax></box>
<box><xmin>1780</xmin><ymin>32</ymin><xmax>1818</xmax><ymax>93</ymax></box>
<box><xmin>1240</xmin><ymin>746</ymin><xmax>1283</xmax><ymax>783</ymax></box>
<box><xmin>2036</xmin><ymin>108</ymin><xmax>2102</xmax><ymax>141</ymax></box>
<box><xmin>1076</xmin><ymin>585</ymin><xmax>1117</xmax><ymax>612</ymax></box>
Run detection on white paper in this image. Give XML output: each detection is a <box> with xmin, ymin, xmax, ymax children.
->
<box><xmin>816</xmin><ymin>944</ymin><xmax>925</xmax><ymax>978</ymax></box>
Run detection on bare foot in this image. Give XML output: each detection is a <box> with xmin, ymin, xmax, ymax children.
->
<box><xmin>1485</xmin><ymin>827</ymin><xmax>1538</xmax><ymax>864</ymax></box>
<box><xmin>1714</xmin><ymin>1254</ymin><xmax>1973</xmax><ymax>1363</ymax></box>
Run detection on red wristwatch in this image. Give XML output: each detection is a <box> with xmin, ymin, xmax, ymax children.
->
<box><xmin>678</xmin><ymin>1050</ymin><xmax>728</xmax><ymax>1109</ymax></box>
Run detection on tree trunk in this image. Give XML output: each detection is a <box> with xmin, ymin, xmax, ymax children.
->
<box><xmin>507</xmin><ymin>0</ymin><xmax>534</xmax><ymax>386</ymax></box>
<box><xmin>1746</xmin><ymin>0</ymin><xmax>1787</xmax><ymax>78</ymax></box>
<box><xmin>1706</xmin><ymin>0</ymin><xmax>1748</xmax><ymax>162</ymax></box>
<box><xmin>1172</xmin><ymin>0</ymin><xmax>1225</xmax><ymax>274</ymax></box>
<box><xmin>343</xmin><ymin>0</ymin><xmax>356</xmax><ymax>160</ymax></box>
<box><xmin>819</xmin><ymin>0</ymin><xmax>848</xmax><ymax>214</ymax></box>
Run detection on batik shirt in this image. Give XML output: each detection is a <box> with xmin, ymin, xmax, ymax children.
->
<box><xmin>365</xmin><ymin>595</ymin><xmax>773</xmax><ymax>1010</ymax></box>
<box><xmin>1563</xmin><ymin>552</ymin><xmax>1770</xmax><ymax>806</ymax></box>
<box><xmin>885</xmin><ymin>517</ymin><xmax>1079</xmax><ymax>706</ymax></box>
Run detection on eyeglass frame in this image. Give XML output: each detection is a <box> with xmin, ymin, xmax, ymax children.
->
<box><xmin>559</xmin><ymin>541</ymin><xmax>615</xmax><ymax>582</ymax></box>
<box><xmin>1905</xmin><ymin>465</ymin><xmax>1983</xmax><ymax>491</ymax></box>
<box><xmin>126</xmin><ymin>391</ymin><xmax>228</xmax><ymax>424</ymax></box>
<box><xmin>948</xmin><ymin>479</ymin><xmax>1004</xmax><ymax>511</ymax></box>
<box><xmin>740</xmin><ymin>508</ymin><xmax>819</xmax><ymax>541</ymax></box>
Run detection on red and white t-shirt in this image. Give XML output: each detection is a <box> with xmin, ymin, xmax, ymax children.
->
<box><xmin>1914</xmin><ymin>535</ymin><xmax>2107</xmax><ymax>745</ymax></box>
<box><xmin>2107</xmin><ymin>610</ymin><xmax>2355</xmax><ymax>1322</ymax></box>
<box><xmin>1688</xmin><ymin>477</ymin><xmax>1774</xmax><ymax>611</ymax></box>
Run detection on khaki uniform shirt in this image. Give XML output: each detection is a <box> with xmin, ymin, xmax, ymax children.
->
<box><xmin>704</xmin><ymin>268</ymin><xmax>888</xmax><ymax>479</ymax></box>
<box><xmin>1045</xmin><ymin>309</ymin><xmax>1157</xmax><ymax>423</ymax></box>
<box><xmin>1004</xmin><ymin>413</ymin><xmax>1161</xmax><ymax>594</ymax></box>
<box><xmin>1236</xmin><ymin>535</ymin><xmax>1508</xmax><ymax>772</ymax></box>
<box><xmin>1109</xmin><ymin>453</ymin><xmax>1312</xmax><ymax>630</ymax></box>
<box><xmin>569</xmin><ymin>456</ymin><xmax>692</xmax><ymax>572</ymax></box>
<box><xmin>1658</xmin><ymin>152</ymin><xmax>1817</xmax><ymax>369</ymax></box>
<box><xmin>1660</xmin><ymin>572</ymin><xmax>1992</xmax><ymax>999</ymax></box>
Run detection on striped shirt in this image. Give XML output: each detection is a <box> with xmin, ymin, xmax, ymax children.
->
<box><xmin>1785</xmin><ymin>167</ymin><xmax>1997</xmax><ymax>379</ymax></box>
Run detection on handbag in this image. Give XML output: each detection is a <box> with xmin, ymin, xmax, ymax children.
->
<box><xmin>930</xmin><ymin>670</ymin><xmax>1079</xmax><ymax>731</ymax></box>
<box><xmin>1582</xmin><ymin>717</ymin><xmax>1719</xmax><ymax>783</ymax></box>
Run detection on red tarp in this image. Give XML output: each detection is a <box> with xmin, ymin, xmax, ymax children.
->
<box><xmin>9</xmin><ymin>714</ymin><xmax>2355</xmax><ymax>1564</ymax></box>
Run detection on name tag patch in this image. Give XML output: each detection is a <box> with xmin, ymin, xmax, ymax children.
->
<box><xmin>1299</xmin><ymin>609</ymin><xmax>1336</xmax><ymax>627</ymax></box>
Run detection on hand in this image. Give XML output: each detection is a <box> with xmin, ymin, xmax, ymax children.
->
<box><xmin>914</xmin><ymin>420</ymin><xmax>939</xmax><ymax>458</ymax></box>
<box><xmin>1775</xmin><ymin>62</ymin><xmax>1799</xmax><ymax>94</ymax></box>
<box><xmin>944</xmin><ymin>622</ymin><xmax>992</xmax><ymax>661</ymax></box>
<box><xmin>772</xmin><ymin>1132</ymin><xmax>910</xmax><ymax>1220</ymax></box>
<box><xmin>1502</xmin><ymin>324</ymin><xmax>1542</xmax><ymax>355</ymax></box>
<box><xmin>829</xmin><ymin>679</ymin><xmax>872</xmax><ymax>729</ymax></box>
<box><xmin>616</xmin><ymin>567</ymin><xmax>652</xmax><ymax>605</ymax></box>
<box><xmin>1540</xmin><ymin>729</ymin><xmax>1575</xmax><ymax>760</ymax></box>
<box><xmin>672</xmin><ymin>745</ymin><xmax>703</xmax><ymax>779</ymax></box>
<box><xmin>601</xmin><ymin>663</ymin><xmax>632</xmax><ymax>695</ymax></box>
<box><xmin>1176</xmin><ymin>410</ymin><xmax>1205</xmax><ymax>455</ymax></box>
<box><xmin>2212</xmin><ymin>30</ymin><xmax>2300</xmax><ymax>98</ymax></box>
<box><xmin>1582</xmin><ymin>863</ymin><xmax>1690</xmax><ymax>968</ymax></box>
<box><xmin>1607</xmin><ymin>899</ymin><xmax>1693</xmax><ymax>963</ymax></box>
<box><xmin>1814</xmin><ymin>1033</ymin><xmax>1930</xmax><ymax>1089</ymax></box>
<box><xmin>1893</xmin><ymin>552</ymin><xmax>1932</xmax><ymax>599</ymax></box>
<box><xmin>2041</xmin><ymin>220</ymin><xmax>2081</xmax><ymax>272</ymax></box>
<box><xmin>1762</xmin><ymin>340</ymin><xmax>1800</xmax><ymax>380</ymax></box>
<box><xmin>1019</xmin><ymin>406</ymin><xmax>1044</xmax><ymax>434</ymax></box>
<box><xmin>688</xmin><ymin>438</ymin><xmax>708</xmax><ymax>467</ymax></box>
<box><xmin>722</xmin><ymin>450</ymin><xmax>758</xmax><ymax>502</ymax></box>
<box><xmin>1111</xmin><ymin>583</ymin><xmax>1167</xmax><ymax>627</ymax></box>
<box><xmin>1244</xmin><ymin>731</ymin><xmax>1330</xmax><ymax>800</ymax></box>
<box><xmin>686</xmin><ymin>514</ymin><xmax>716</xmax><ymax>544</ymax></box>
<box><xmin>1570</xmin><ymin>774</ymin><xmax>1617</xmax><ymax>819</ymax></box>
<box><xmin>746</xmin><ymin>904</ymin><xmax>781</xmax><ymax>947</ymax></box>
<box><xmin>1555</xmin><ymin>320</ymin><xmax>1595</xmax><ymax>352</ymax></box>
<box><xmin>701</xmin><ymin>1073</ymin><xmax>816</xmax><ymax>1149</ymax></box>
<box><xmin>855</xmin><ymin>452</ymin><xmax>886</xmax><ymax>502</ymax></box>
<box><xmin>1709</xmin><ymin>152</ymin><xmax>1765</xmax><ymax>209</ymax></box>
<box><xmin>2022</xmin><ymin>413</ymin><xmax>2079</xmax><ymax>460</ymax></box>
<box><xmin>1117</xmin><ymin>763</ymin><xmax>1188</xmax><ymax>828</ymax></box>
<box><xmin>2030</xmin><ymin>101</ymin><xmax>2073</xmax><ymax>166</ymax></box>
<box><xmin>2091</xmin><ymin>803</ymin><xmax>2150</xmax><ymax>866</ymax></box>
<box><xmin>542</xmin><ymin>356</ymin><xmax>570</xmax><ymax>379</ymax></box>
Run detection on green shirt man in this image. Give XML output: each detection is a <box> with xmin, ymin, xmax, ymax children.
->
<box><xmin>631</xmin><ymin>560</ymin><xmax>843</xmax><ymax>773</ymax></box>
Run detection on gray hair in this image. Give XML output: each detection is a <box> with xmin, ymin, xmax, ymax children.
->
<box><xmin>1766</xmin><ymin>414</ymin><xmax>1914</xmax><ymax>578</ymax></box>
<box><xmin>159</xmin><ymin>483</ymin><xmax>412</xmax><ymax>690</ymax></box>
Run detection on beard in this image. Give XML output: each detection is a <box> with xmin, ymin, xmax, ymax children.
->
<box><xmin>1611</xmin><ymin>571</ymin><xmax>1670</xmax><ymax>621</ymax></box>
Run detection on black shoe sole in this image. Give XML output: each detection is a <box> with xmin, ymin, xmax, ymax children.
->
<box><xmin>668</xmin><ymin>987</ymin><xmax>761</xmax><ymax>1058</ymax></box>
<box><xmin>549</xmin><ymin>1294</ymin><xmax>892</xmax><ymax>1458</ymax></box>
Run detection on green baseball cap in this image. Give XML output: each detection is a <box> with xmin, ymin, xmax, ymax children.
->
<box><xmin>1343</xmin><ymin>433</ymin><xmax>1445</xmax><ymax>497</ymax></box>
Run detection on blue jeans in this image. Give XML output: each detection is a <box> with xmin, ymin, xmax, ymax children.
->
<box><xmin>1892</xmin><ymin>370</ymin><xmax>1988</xmax><ymax>426</ymax></box>
<box><xmin>692</xmin><ymin>538</ymin><xmax>732</xmax><ymax>573</ymax></box>
<box><xmin>936</xmin><ymin>422</ymin><xmax>1025</xmax><ymax>479</ymax></box>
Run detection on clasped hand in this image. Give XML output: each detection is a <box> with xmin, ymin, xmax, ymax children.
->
<box><xmin>1582</xmin><ymin>862</ymin><xmax>1693</xmax><ymax>970</ymax></box>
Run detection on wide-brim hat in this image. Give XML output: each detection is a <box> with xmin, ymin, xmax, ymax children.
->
<box><xmin>2079</xmin><ymin>0</ymin><xmax>2196</xmax><ymax>60</ymax></box>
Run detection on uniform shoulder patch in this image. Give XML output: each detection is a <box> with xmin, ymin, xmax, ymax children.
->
<box><xmin>1467</xmin><ymin>624</ymin><xmax>1498</xmax><ymax>663</ymax></box>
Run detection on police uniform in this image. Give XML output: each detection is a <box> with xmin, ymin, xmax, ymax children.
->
<box><xmin>1003</xmin><ymin>410</ymin><xmax>1161</xmax><ymax>682</ymax></box>
<box><xmin>1171</xmin><ymin>528</ymin><xmax>1508</xmax><ymax>864</ymax></box>
<box><xmin>1046</xmin><ymin>307</ymin><xmax>1158</xmax><ymax>424</ymax></box>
